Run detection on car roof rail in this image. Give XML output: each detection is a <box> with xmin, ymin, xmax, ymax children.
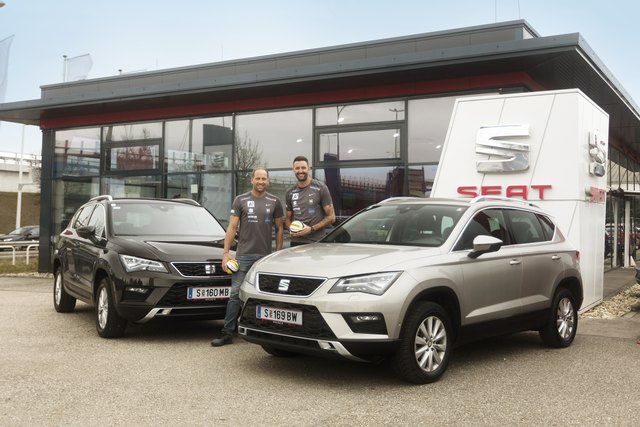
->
<box><xmin>469</xmin><ymin>196</ymin><xmax>541</xmax><ymax>209</ymax></box>
<box><xmin>378</xmin><ymin>197</ymin><xmax>422</xmax><ymax>204</ymax></box>
<box><xmin>170</xmin><ymin>198</ymin><xmax>201</xmax><ymax>206</ymax></box>
<box><xmin>89</xmin><ymin>195</ymin><xmax>113</xmax><ymax>202</ymax></box>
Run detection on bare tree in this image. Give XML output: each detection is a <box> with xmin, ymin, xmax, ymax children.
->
<box><xmin>234</xmin><ymin>131</ymin><xmax>263</xmax><ymax>171</ymax></box>
<box><xmin>234</xmin><ymin>131</ymin><xmax>264</xmax><ymax>192</ymax></box>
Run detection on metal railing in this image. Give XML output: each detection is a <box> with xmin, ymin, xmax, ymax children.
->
<box><xmin>0</xmin><ymin>241</ymin><xmax>39</xmax><ymax>265</ymax></box>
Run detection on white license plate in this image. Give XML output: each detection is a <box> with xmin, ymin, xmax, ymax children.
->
<box><xmin>256</xmin><ymin>305</ymin><xmax>303</xmax><ymax>326</ymax></box>
<box><xmin>187</xmin><ymin>286</ymin><xmax>230</xmax><ymax>300</ymax></box>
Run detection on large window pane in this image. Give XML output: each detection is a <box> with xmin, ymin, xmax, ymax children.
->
<box><xmin>166</xmin><ymin>117</ymin><xmax>233</xmax><ymax>173</ymax></box>
<box><xmin>235</xmin><ymin>109</ymin><xmax>312</xmax><ymax>169</ymax></box>
<box><xmin>165</xmin><ymin>120</ymin><xmax>193</xmax><ymax>172</ymax></box>
<box><xmin>315</xmin><ymin>167</ymin><xmax>406</xmax><ymax>219</ymax></box>
<box><xmin>408</xmin><ymin>97</ymin><xmax>457</xmax><ymax>163</ymax></box>
<box><xmin>106</xmin><ymin>145</ymin><xmax>160</xmax><ymax>171</ymax></box>
<box><xmin>103</xmin><ymin>122</ymin><xmax>162</xmax><ymax>172</ymax></box>
<box><xmin>52</xmin><ymin>178</ymin><xmax>100</xmax><ymax>239</ymax></box>
<box><xmin>102</xmin><ymin>176</ymin><xmax>161</xmax><ymax>198</ymax></box>
<box><xmin>200</xmin><ymin>173</ymin><xmax>233</xmax><ymax>227</ymax></box>
<box><xmin>318</xmin><ymin>128</ymin><xmax>402</xmax><ymax>162</ymax></box>
<box><xmin>103</xmin><ymin>122</ymin><xmax>162</xmax><ymax>142</ymax></box>
<box><xmin>193</xmin><ymin>116</ymin><xmax>233</xmax><ymax>171</ymax></box>
<box><xmin>54</xmin><ymin>128</ymin><xmax>101</xmax><ymax>177</ymax></box>
<box><xmin>316</xmin><ymin>101</ymin><xmax>405</xmax><ymax>126</ymax></box>
<box><xmin>410</xmin><ymin>164</ymin><xmax>437</xmax><ymax>197</ymax></box>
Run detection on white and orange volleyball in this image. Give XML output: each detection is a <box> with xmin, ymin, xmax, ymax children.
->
<box><xmin>289</xmin><ymin>220</ymin><xmax>305</xmax><ymax>233</ymax></box>
<box><xmin>224</xmin><ymin>259</ymin><xmax>239</xmax><ymax>274</ymax></box>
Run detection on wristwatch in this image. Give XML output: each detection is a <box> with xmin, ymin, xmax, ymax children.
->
<box><xmin>310</xmin><ymin>225</ymin><xmax>316</xmax><ymax>232</ymax></box>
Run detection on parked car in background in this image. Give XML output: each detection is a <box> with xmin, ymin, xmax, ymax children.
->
<box><xmin>0</xmin><ymin>225</ymin><xmax>39</xmax><ymax>249</ymax></box>
<box><xmin>239</xmin><ymin>197</ymin><xmax>583</xmax><ymax>384</ymax></box>
<box><xmin>53</xmin><ymin>196</ymin><xmax>233</xmax><ymax>338</ymax></box>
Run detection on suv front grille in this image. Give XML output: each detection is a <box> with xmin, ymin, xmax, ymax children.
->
<box><xmin>157</xmin><ymin>280</ymin><xmax>231</xmax><ymax>306</ymax></box>
<box><xmin>257</xmin><ymin>273</ymin><xmax>325</xmax><ymax>296</ymax></box>
<box><xmin>240</xmin><ymin>298</ymin><xmax>335</xmax><ymax>339</ymax></box>
<box><xmin>172</xmin><ymin>262</ymin><xmax>226</xmax><ymax>277</ymax></box>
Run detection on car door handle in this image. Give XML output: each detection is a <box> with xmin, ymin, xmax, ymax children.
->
<box><xmin>551</xmin><ymin>255</ymin><xmax>561</xmax><ymax>261</ymax></box>
<box><xmin>509</xmin><ymin>259</ymin><xmax>522</xmax><ymax>265</ymax></box>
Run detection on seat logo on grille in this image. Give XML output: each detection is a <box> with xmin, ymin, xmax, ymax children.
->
<box><xmin>278</xmin><ymin>279</ymin><xmax>290</xmax><ymax>292</ymax></box>
<box><xmin>204</xmin><ymin>264</ymin><xmax>216</xmax><ymax>275</ymax></box>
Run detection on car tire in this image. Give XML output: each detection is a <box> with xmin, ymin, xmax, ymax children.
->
<box><xmin>539</xmin><ymin>288</ymin><xmax>578</xmax><ymax>348</ymax></box>
<box><xmin>392</xmin><ymin>301</ymin><xmax>452</xmax><ymax>384</ymax></box>
<box><xmin>95</xmin><ymin>278</ymin><xmax>127</xmax><ymax>338</ymax></box>
<box><xmin>261</xmin><ymin>345</ymin><xmax>298</xmax><ymax>357</ymax></box>
<box><xmin>53</xmin><ymin>270</ymin><xmax>76</xmax><ymax>313</ymax></box>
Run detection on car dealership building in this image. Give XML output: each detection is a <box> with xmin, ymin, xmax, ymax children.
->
<box><xmin>0</xmin><ymin>20</ymin><xmax>639</xmax><ymax>273</ymax></box>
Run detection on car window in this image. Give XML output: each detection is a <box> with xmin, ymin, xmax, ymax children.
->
<box><xmin>110</xmin><ymin>202</ymin><xmax>226</xmax><ymax>236</ymax></box>
<box><xmin>537</xmin><ymin>214</ymin><xmax>555</xmax><ymax>240</ymax></box>
<box><xmin>454</xmin><ymin>209</ymin><xmax>508</xmax><ymax>251</ymax></box>
<box><xmin>324</xmin><ymin>204</ymin><xmax>467</xmax><ymax>247</ymax></box>
<box><xmin>507</xmin><ymin>209</ymin><xmax>547</xmax><ymax>244</ymax></box>
<box><xmin>73</xmin><ymin>205</ymin><xmax>95</xmax><ymax>229</ymax></box>
<box><xmin>88</xmin><ymin>205</ymin><xmax>106</xmax><ymax>238</ymax></box>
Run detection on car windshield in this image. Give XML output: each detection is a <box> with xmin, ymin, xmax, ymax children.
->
<box><xmin>9</xmin><ymin>227</ymin><xmax>32</xmax><ymax>235</ymax></box>
<box><xmin>109</xmin><ymin>202</ymin><xmax>226</xmax><ymax>236</ymax></box>
<box><xmin>323</xmin><ymin>203</ymin><xmax>467</xmax><ymax>247</ymax></box>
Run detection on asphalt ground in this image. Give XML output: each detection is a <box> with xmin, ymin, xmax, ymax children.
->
<box><xmin>1</xmin><ymin>276</ymin><xmax>639</xmax><ymax>426</ymax></box>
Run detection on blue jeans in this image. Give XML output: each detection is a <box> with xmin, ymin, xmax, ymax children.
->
<box><xmin>221</xmin><ymin>254</ymin><xmax>262</xmax><ymax>335</ymax></box>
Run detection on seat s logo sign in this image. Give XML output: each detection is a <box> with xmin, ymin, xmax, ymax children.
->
<box><xmin>476</xmin><ymin>124</ymin><xmax>530</xmax><ymax>173</ymax></box>
<box><xmin>589</xmin><ymin>130</ymin><xmax>606</xmax><ymax>177</ymax></box>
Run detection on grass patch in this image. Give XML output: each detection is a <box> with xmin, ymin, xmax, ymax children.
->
<box><xmin>0</xmin><ymin>258</ymin><xmax>40</xmax><ymax>274</ymax></box>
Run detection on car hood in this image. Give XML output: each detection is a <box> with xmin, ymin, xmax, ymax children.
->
<box><xmin>113</xmin><ymin>236</ymin><xmax>227</xmax><ymax>261</ymax></box>
<box><xmin>254</xmin><ymin>243</ymin><xmax>442</xmax><ymax>278</ymax></box>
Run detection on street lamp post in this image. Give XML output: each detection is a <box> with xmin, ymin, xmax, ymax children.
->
<box><xmin>16</xmin><ymin>124</ymin><xmax>24</xmax><ymax>228</ymax></box>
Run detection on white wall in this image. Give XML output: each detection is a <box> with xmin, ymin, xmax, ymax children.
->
<box><xmin>431</xmin><ymin>89</ymin><xmax>609</xmax><ymax>309</ymax></box>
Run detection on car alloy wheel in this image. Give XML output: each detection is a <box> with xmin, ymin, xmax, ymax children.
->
<box><xmin>414</xmin><ymin>315</ymin><xmax>448</xmax><ymax>373</ymax></box>
<box><xmin>53</xmin><ymin>271</ymin><xmax>76</xmax><ymax>313</ymax></box>
<box><xmin>556</xmin><ymin>296</ymin><xmax>576</xmax><ymax>341</ymax></box>
<box><xmin>95</xmin><ymin>278</ymin><xmax>127</xmax><ymax>338</ymax></box>
<box><xmin>97</xmin><ymin>286</ymin><xmax>109</xmax><ymax>330</ymax></box>
<box><xmin>540</xmin><ymin>287</ymin><xmax>577</xmax><ymax>348</ymax></box>
<box><xmin>392</xmin><ymin>301</ymin><xmax>452</xmax><ymax>384</ymax></box>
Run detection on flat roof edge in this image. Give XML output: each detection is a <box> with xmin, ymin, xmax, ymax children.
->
<box><xmin>40</xmin><ymin>19</ymin><xmax>538</xmax><ymax>92</ymax></box>
<box><xmin>2</xmin><ymin>33</ymin><xmax>582</xmax><ymax>114</ymax></box>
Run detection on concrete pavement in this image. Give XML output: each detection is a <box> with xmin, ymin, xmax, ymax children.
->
<box><xmin>579</xmin><ymin>267</ymin><xmax>640</xmax><ymax>341</ymax></box>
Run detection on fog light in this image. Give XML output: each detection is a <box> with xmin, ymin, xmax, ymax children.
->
<box><xmin>122</xmin><ymin>286</ymin><xmax>151</xmax><ymax>301</ymax></box>
<box><xmin>343</xmin><ymin>313</ymin><xmax>387</xmax><ymax>334</ymax></box>
<box><xmin>351</xmin><ymin>314</ymin><xmax>381</xmax><ymax>322</ymax></box>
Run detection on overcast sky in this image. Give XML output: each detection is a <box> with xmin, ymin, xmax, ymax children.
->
<box><xmin>0</xmin><ymin>0</ymin><xmax>638</xmax><ymax>155</ymax></box>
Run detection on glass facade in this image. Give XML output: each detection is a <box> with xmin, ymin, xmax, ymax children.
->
<box><xmin>48</xmin><ymin>92</ymin><xmax>634</xmax><ymax>271</ymax></box>
<box><xmin>46</xmin><ymin>95</ymin><xmax>487</xmax><ymax>257</ymax></box>
<box><xmin>605</xmin><ymin>145</ymin><xmax>640</xmax><ymax>270</ymax></box>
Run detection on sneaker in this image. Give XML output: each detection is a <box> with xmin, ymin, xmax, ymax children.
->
<box><xmin>210</xmin><ymin>334</ymin><xmax>233</xmax><ymax>347</ymax></box>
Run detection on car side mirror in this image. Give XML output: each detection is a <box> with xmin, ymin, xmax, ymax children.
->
<box><xmin>468</xmin><ymin>235</ymin><xmax>502</xmax><ymax>259</ymax></box>
<box><xmin>77</xmin><ymin>225</ymin><xmax>96</xmax><ymax>240</ymax></box>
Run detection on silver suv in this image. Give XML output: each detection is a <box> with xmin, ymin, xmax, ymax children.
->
<box><xmin>238</xmin><ymin>197</ymin><xmax>582</xmax><ymax>384</ymax></box>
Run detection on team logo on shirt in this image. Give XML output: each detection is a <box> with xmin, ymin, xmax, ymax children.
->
<box><xmin>292</xmin><ymin>193</ymin><xmax>299</xmax><ymax>200</ymax></box>
<box><xmin>248</xmin><ymin>201</ymin><xmax>255</xmax><ymax>207</ymax></box>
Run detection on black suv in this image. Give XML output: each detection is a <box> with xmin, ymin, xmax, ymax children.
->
<box><xmin>53</xmin><ymin>196</ymin><xmax>232</xmax><ymax>338</ymax></box>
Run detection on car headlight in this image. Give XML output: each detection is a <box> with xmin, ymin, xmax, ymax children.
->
<box><xmin>244</xmin><ymin>263</ymin><xmax>258</xmax><ymax>288</ymax></box>
<box><xmin>329</xmin><ymin>272</ymin><xmax>402</xmax><ymax>296</ymax></box>
<box><xmin>119</xmin><ymin>255</ymin><xmax>168</xmax><ymax>273</ymax></box>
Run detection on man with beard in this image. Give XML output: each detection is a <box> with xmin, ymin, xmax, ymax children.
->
<box><xmin>211</xmin><ymin>167</ymin><xmax>284</xmax><ymax>346</ymax></box>
<box><xmin>285</xmin><ymin>155</ymin><xmax>336</xmax><ymax>246</ymax></box>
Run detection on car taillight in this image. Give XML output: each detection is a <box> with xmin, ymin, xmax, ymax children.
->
<box><xmin>575</xmin><ymin>250</ymin><xmax>580</xmax><ymax>261</ymax></box>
